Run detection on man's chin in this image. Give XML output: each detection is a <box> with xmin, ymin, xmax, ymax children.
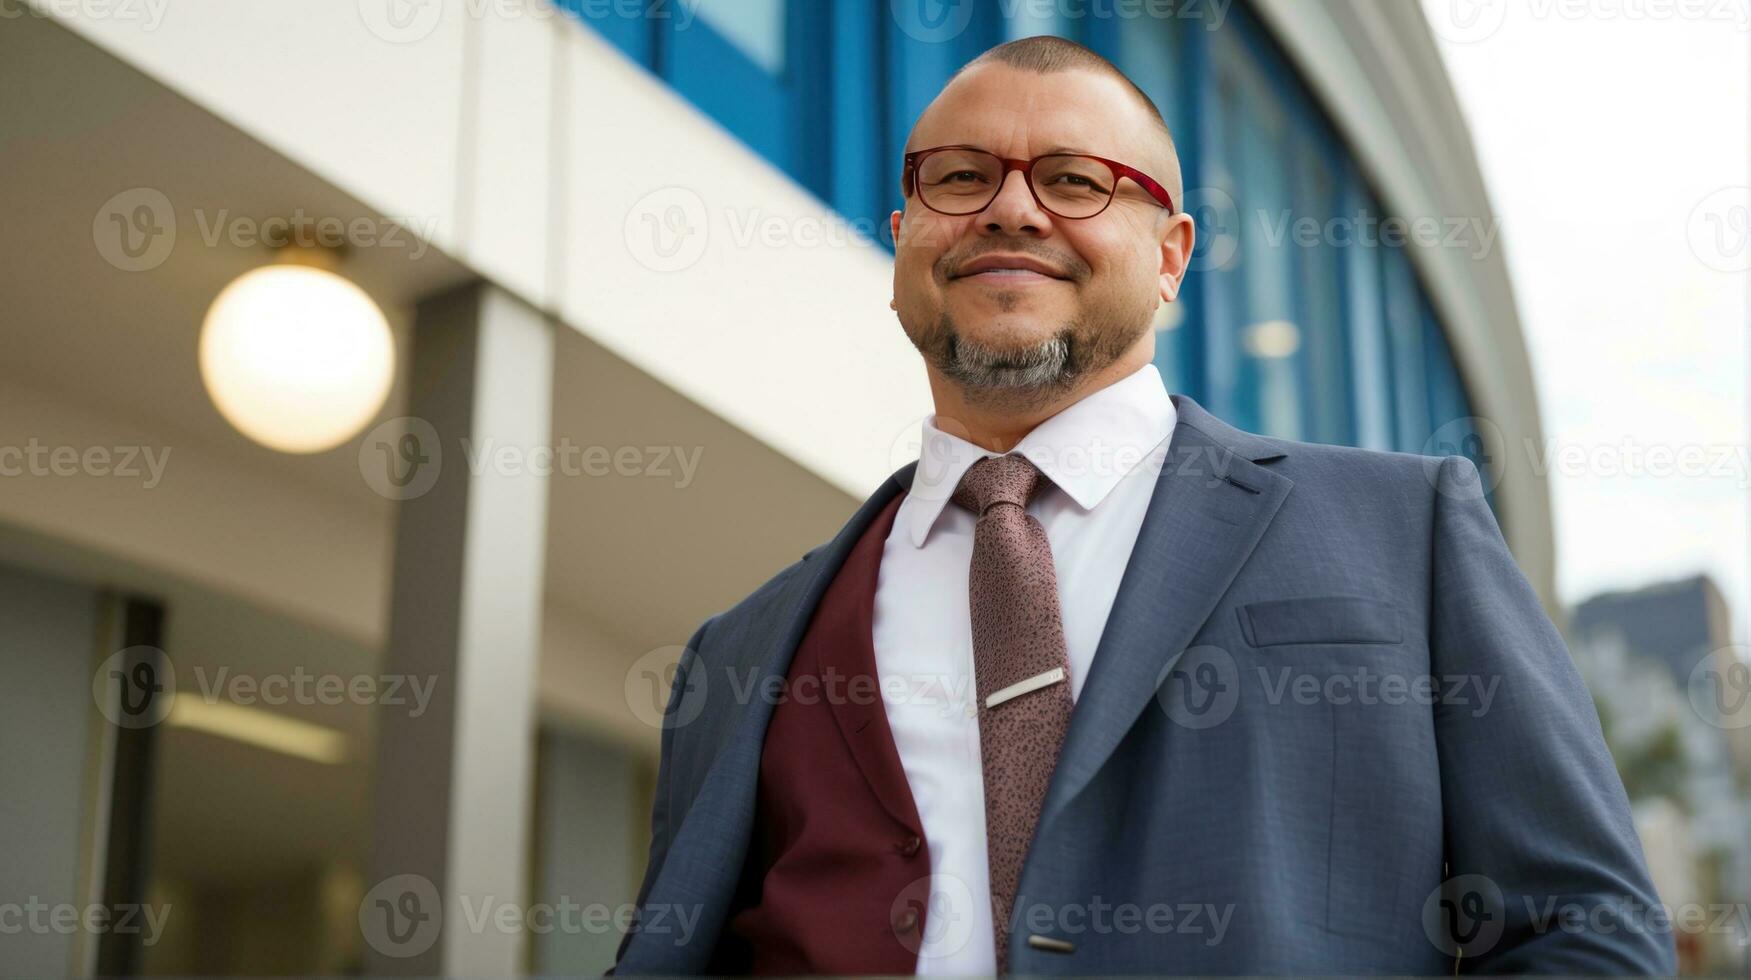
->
<box><xmin>942</xmin><ymin>317</ymin><xmax>1066</xmax><ymax>359</ymax></box>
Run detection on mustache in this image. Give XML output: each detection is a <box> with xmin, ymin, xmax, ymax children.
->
<box><xmin>939</xmin><ymin>242</ymin><xmax>1089</xmax><ymax>281</ymax></box>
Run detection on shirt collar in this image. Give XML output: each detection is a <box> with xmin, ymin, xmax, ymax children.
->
<box><xmin>902</xmin><ymin>362</ymin><xmax>1177</xmax><ymax>548</ymax></box>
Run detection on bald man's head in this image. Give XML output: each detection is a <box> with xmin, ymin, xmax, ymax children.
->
<box><xmin>905</xmin><ymin>35</ymin><xmax>1183</xmax><ymax>215</ymax></box>
<box><xmin>889</xmin><ymin>34</ymin><xmax>1197</xmax><ymax>417</ymax></box>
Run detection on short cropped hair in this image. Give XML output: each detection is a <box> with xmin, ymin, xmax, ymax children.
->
<box><xmin>929</xmin><ymin>35</ymin><xmax>1184</xmax><ymax>214</ymax></box>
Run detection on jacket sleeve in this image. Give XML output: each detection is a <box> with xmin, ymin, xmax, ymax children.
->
<box><xmin>609</xmin><ymin>615</ymin><xmax>714</xmax><ymax>974</ymax></box>
<box><xmin>1429</xmin><ymin>454</ymin><xmax>1676</xmax><ymax>974</ymax></box>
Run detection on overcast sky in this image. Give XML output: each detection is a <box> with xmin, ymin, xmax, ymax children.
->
<box><xmin>1420</xmin><ymin>1</ymin><xmax>1749</xmax><ymax>642</ymax></box>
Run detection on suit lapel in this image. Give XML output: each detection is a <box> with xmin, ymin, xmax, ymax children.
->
<box><xmin>630</xmin><ymin>391</ymin><xmax>1290</xmax><ymax>970</ymax></box>
<box><xmin>1035</xmin><ymin>394</ymin><xmax>1293</xmax><ymax>836</ymax></box>
<box><xmin>628</xmin><ymin>463</ymin><xmax>917</xmax><ymax>970</ymax></box>
<box><xmin>819</xmin><ymin>494</ymin><xmax>926</xmax><ymax>832</ymax></box>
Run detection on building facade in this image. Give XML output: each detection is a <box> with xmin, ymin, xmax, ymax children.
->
<box><xmin>0</xmin><ymin>0</ymin><xmax>1543</xmax><ymax>975</ymax></box>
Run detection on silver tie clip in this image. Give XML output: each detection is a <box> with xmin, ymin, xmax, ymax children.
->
<box><xmin>984</xmin><ymin>666</ymin><xmax>1067</xmax><ymax>709</ymax></box>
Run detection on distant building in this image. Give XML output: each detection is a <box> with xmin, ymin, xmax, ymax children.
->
<box><xmin>1574</xmin><ymin>573</ymin><xmax>1734</xmax><ymax>692</ymax></box>
<box><xmin>1571</xmin><ymin>574</ymin><xmax>1751</xmax><ymax>972</ymax></box>
<box><xmin>2</xmin><ymin>0</ymin><xmax>1549</xmax><ymax>975</ymax></box>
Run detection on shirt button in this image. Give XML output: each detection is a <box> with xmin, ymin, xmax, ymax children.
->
<box><xmin>894</xmin><ymin>907</ymin><xmax>919</xmax><ymax>933</ymax></box>
<box><xmin>899</xmin><ymin>834</ymin><xmax>922</xmax><ymax>858</ymax></box>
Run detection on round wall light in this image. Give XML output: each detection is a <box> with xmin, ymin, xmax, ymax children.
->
<box><xmin>199</xmin><ymin>252</ymin><xmax>394</xmax><ymax>454</ymax></box>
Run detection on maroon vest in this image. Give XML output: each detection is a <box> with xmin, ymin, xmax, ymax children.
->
<box><xmin>722</xmin><ymin>492</ymin><xmax>933</xmax><ymax>974</ymax></box>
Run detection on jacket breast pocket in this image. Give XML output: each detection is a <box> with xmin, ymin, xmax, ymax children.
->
<box><xmin>1237</xmin><ymin>595</ymin><xmax>1402</xmax><ymax>648</ymax></box>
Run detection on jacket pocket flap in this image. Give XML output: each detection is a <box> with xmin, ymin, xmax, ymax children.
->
<box><xmin>1238</xmin><ymin>595</ymin><xmax>1402</xmax><ymax>647</ymax></box>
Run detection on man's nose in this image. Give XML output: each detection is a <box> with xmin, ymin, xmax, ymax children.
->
<box><xmin>977</xmin><ymin>168</ymin><xmax>1052</xmax><ymax>236</ymax></box>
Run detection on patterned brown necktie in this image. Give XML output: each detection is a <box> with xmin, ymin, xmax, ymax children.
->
<box><xmin>952</xmin><ymin>454</ymin><xmax>1074</xmax><ymax>974</ymax></box>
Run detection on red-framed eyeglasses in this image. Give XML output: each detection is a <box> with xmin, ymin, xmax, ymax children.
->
<box><xmin>902</xmin><ymin>144</ymin><xmax>1176</xmax><ymax>219</ymax></box>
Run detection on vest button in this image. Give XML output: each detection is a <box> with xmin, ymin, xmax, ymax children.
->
<box><xmin>899</xmin><ymin>834</ymin><xmax>922</xmax><ymax>858</ymax></box>
<box><xmin>894</xmin><ymin>907</ymin><xmax>919</xmax><ymax>933</ymax></box>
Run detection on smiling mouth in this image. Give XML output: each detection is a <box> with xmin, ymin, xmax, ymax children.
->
<box><xmin>953</xmin><ymin>268</ymin><xmax>1066</xmax><ymax>284</ymax></box>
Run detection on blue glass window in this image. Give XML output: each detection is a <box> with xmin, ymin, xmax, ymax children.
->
<box><xmin>565</xmin><ymin>0</ymin><xmax>1489</xmax><ymax>479</ymax></box>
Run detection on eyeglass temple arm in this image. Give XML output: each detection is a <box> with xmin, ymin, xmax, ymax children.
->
<box><xmin>1104</xmin><ymin>160</ymin><xmax>1176</xmax><ymax>215</ymax></box>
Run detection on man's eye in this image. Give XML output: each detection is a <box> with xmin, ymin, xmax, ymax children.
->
<box><xmin>1051</xmin><ymin>174</ymin><xmax>1102</xmax><ymax>190</ymax></box>
<box><xmin>945</xmin><ymin>171</ymin><xmax>986</xmax><ymax>183</ymax></box>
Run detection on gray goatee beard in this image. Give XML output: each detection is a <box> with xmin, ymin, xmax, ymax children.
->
<box><xmin>945</xmin><ymin>330</ymin><xmax>1075</xmax><ymax>394</ymax></box>
<box><xmin>919</xmin><ymin>311</ymin><xmax>1115</xmax><ymax>412</ymax></box>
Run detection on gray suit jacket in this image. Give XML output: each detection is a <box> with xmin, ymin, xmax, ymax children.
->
<box><xmin>613</xmin><ymin>393</ymin><xmax>1675</xmax><ymax>974</ymax></box>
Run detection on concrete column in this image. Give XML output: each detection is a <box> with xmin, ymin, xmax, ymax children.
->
<box><xmin>366</xmin><ymin>281</ymin><xmax>553</xmax><ymax>977</ymax></box>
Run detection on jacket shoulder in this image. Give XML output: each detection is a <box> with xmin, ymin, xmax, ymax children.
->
<box><xmin>1254</xmin><ymin>432</ymin><xmax>1467</xmax><ymax>486</ymax></box>
<box><xmin>693</xmin><ymin>550</ymin><xmax>819</xmax><ymax>654</ymax></box>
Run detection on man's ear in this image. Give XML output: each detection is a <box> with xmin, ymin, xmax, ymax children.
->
<box><xmin>1158</xmin><ymin>211</ymin><xmax>1195</xmax><ymax>303</ymax></box>
<box><xmin>889</xmin><ymin>209</ymin><xmax>903</xmax><ymax>249</ymax></box>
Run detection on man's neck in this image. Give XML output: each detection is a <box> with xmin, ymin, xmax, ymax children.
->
<box><xmin>925</xmin><ymin>341</ymin><xmax>1155</xmax><ymax>453</ymax></box>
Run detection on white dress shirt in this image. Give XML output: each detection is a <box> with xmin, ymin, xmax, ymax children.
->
<box><xmin>871</xmin><ymin>362</ymin><xmax>1178</xmax><ymax>975</ymax></box>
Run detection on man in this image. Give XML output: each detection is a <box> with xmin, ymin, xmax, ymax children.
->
<box><xmin>612</xmin><ymin>36</ymin><xmax>1674</xmax><ymax>975</ymax></box>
